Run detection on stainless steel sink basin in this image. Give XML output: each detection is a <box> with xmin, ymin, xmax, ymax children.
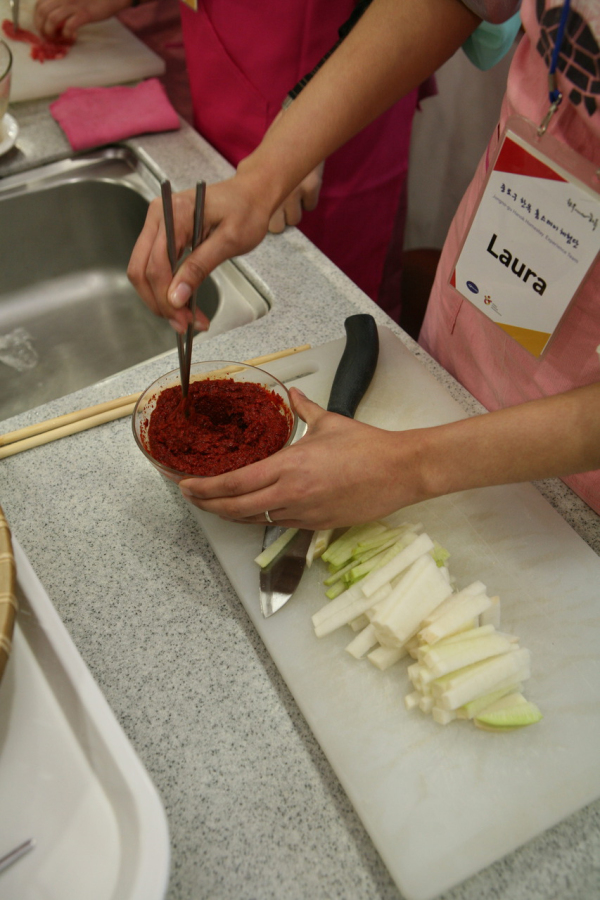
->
<box><xmin>0</xmin><ymin>148</ymin><xmax>270</xmax><ymax>422</ymax></box>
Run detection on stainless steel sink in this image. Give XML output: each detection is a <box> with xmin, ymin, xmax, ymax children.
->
<box><xmin>0</xmin><ymin>148</ymin><xmax>270</xmax><ymax>422</ymax></box>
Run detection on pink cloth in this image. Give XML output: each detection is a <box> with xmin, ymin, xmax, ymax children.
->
<box><xmin>420</xmin><ymin>0</ymin><xmax>600</xmax><ymax>513</ymax></box>
<box><xmin>50</xmin><ymin>78</ymin><xmax>180</xmax><ymax>151</ymax></box>
<box><xmin>178</xmin><ymin>0</ymin><xmax>420</xmax><ymax>311</ymax></box>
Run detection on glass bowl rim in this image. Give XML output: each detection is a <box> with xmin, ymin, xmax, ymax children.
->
<box><xmin>0</xmin><ymin>41</ymin><xmax>13</xmax><ymax>83</ymax></box>
<box><xmin>131</xmin><ymin>359</ymin><xmax>298</xmax><ymax>479</ymax></box>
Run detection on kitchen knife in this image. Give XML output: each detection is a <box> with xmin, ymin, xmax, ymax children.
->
<box><xmin>259</xmin><ymin>313</ymin><xmax>379</xmax><ymax>617</ymax></box>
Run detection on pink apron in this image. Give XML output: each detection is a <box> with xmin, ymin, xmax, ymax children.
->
<box><xmin>420</xmin><ymin>0</ymin><xmax>600</xmax><ymax>512</ymax></box>
<box><xmin>179</xmin><ymin>0</ymin><xmax>419</xmax><ymax>311</ymax></box>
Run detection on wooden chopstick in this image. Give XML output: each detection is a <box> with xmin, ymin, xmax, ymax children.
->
<box><xmin>0</xmin><ymin>392</ymin><xmax>141</xmax><ymax>447</ymax></box>
<box><xmin>0</xmin><ymin>344</ymin><xmax>311</xmax><ymax>460</ymax></box>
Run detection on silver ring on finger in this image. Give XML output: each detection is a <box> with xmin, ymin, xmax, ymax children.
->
<box><xmin>265</xmin><ymin>510</ymin><xmax>274</xmax><ymax>525</ymax></box>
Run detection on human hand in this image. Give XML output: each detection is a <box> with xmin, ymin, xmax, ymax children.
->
<box><xmin>259</xmin><ymin>109</ymin><xmax>324</xmax><ymax>233</ymax></box>
<box><xmin>34</xmin><ymin>0</ymin><xmax>130</xmax><ymax>40</ymax></box>
<box><xmin>267</xmin><ymin>161</ymin><xmax>324</xmax><ymax>233</ymax></box>
<box><xmin>127</xmin><ymin>174</ymin><xmax>273</xmax><ymax>334</ymax></box>
<box><xmin>178</xmin><ymin>388</ymin><xmax>419</xmax><ymax>530</ymax></box>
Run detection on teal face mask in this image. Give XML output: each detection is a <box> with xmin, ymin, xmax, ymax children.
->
<box><xmin>462</xmin><ymin>11</ymin><xmax>523</xmax><ymax>71</ymax></box>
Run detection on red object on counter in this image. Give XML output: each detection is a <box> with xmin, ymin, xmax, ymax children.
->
<box><xmin>146</xmin><ymin>378</ymin><xmax>293</xmax><ymax>477</ymax></box>
<box><xmin>2</xmin><ymin>19</ymin><xmax>73</xmax><ymax>62</ymax></box>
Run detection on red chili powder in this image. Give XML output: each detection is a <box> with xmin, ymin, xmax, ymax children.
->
<box><xmin>145</xmin><ymin>378</ymin><xmax>293</xmax><ymax>476</ymax></box>
<box><xmin>2</xmin><ymin>20</ymin><xmax>73</xmax><ymax>62</ymax></box>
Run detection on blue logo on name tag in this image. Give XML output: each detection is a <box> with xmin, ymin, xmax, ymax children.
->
<box><xmin>466</xmin><ymin>281</ymin><xmax>479</xmax><ymax>294</ymax></box>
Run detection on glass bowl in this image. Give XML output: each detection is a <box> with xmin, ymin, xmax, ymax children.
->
<box><xmin>132</xmin><ymin>360</ymin><xmax>298</xmax><ymax>480</ymax></box>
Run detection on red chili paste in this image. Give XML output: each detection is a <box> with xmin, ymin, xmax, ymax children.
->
<box><xmin>2</xmin><ymin>20</ymin><xmax>73</xmax><ymax>62</ymax></box>
<box><xmin>145</xmin><ymin>378</ymin><xmax>293</xmax><ymax>476</ymax></box>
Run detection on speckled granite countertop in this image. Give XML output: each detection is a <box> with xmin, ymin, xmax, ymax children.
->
<box><xmin>1</xmin><ymin>104</ymin><xmax>599</xmax><ymax>900</ymax></box>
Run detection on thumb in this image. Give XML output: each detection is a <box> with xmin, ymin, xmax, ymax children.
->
<box><xmin>167</xmin><ymin>232</ymin><xmax>229</xmax><ymax>313</ymax></box>
<box><xmin>289</xmin><ymin>387</ymin><xmax>325</xmax><ymax>426</ymax></box>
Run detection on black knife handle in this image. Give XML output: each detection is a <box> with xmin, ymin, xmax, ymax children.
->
<box><xmin>326</xmin><ymin>314</ymin><xmax>379</xmax><ymax>418</ymax></box>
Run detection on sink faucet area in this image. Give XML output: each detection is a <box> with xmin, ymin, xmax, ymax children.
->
<box><xmin>0</xmin><ymin>147</ymin><xmax>270</xmax><ymax>421</ymax></box>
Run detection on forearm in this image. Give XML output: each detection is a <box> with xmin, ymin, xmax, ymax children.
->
<box><xmin>237</xmin><ymin>0</ymin><xmax>481</xmax><ymax>214</ymax></box>
<box><xmin>415</xmin><ymin>383</ymin><xmax>600</xmax><ymax>501</ymax></box>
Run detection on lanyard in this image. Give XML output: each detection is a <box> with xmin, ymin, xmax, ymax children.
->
<box><xmin>538</xmin><ymin>0</ymin><xmax>572</xmax><ymax>136</ymax></box>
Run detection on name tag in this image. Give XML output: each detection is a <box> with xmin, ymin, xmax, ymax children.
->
<box><xmin>180</xmin><ymin>0</ymin><xmax>198</xmax><ymax>9</ymax></box>
<box><xmin>451</xmin><ymin>116</ymin><xmax>600</xmax><ymax>356</ymax></box>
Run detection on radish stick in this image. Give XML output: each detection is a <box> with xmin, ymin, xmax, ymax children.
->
<box><xmin>345</xmin><ymin>624</ymin><xmax>379</xmax><ymax>659</ymax></box>
<box><xmin>321</xmin><ymin>522</ymin><xmax>387</xmax><ymax>567</ymax></box>
<box><xmin>439</xmin><ymin>649</ymin><xmax>531</xmax><ymax>710</ymax></box>
<box><xmin>371</xmin><ymin>555</ymin><xmax>453</xmax><ymax>648</ymax></box>
<box><xmin>367</xmin><ymin>646</ymin><xmax>406</xmax><ymax>670</ymax></box>
<box><xmin>314</xmin><ymin>583</ymin><xmax>392</xmax><ymax>637</ymax></box>
<box><xmin>456</xmin><ymin>682</ymin><xmax>523</xmax><ymax>719</ymax></box>
<box><xmin>421</xmin><ymin>634</ymin><xmax>515</xmax><ymax>679</ymax></box>
<box><xmin>420</xmin><ymin>592</ymin><xmax>495</xmax><ymax>644</ymax></box>
<box><xmin>360</xmin><ymin>532</ymin><xmax>433</xmax><ymax>598</ymax></box>
<box><xmin>312</xmin><ymin>581</ymin><xmax>365</xmax><ymax>628</ymax></box>
<box><xmin>420</xmin><ymin>581</ymin><xmax>487</xmax><ymax>626</ymax></box>
<box><xmin>349</xmin><ymin>614</ymin><xmax>370</xmax><ymax>632</ymax></box>
<box><xmin>254</xmin><ymin>528</ymin><xmax>299</xmax><ymax>568</ymax></box>
<box><xmin>306</xmin><ymin>529</ymin><xmax>334</xmax><ymax>567</ymax></box>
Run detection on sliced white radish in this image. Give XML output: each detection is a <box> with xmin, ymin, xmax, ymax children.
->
<box><xmin>321</xmin><ymin>521</ymin><xmax>387</xmax><ymax>567</ymax></box>
<box><xmin>371</xmin><ymin>555</ymin><xmax>453</xmax><ymax>648</ymax></box>
<box><xmin>254</xmin><ymin>528</ymin><xmax>299</xmax><ymax>568</ymax></box>
<box><xmin>360</xmin><ymin>532</ymin><xmax>433</xmax><ymax>599</ymax></box>
<box><xmin>420</xmin><ymin>592</ymin><xmax>494</xmax><ymax>644</ymax></box>
<box><xmin>367</xmin><ymin>645</ymin><xmax>406</xmax><ymax>670</ymax></box>
<box><xmin>404</xmin><ymin>691</ymin><xmax>421</xmax><ymax>711</ymax></box>
<box><xmin>345</xmin><ymin>624</ymin><xmax>379</xmax><ymax>659</ymax></box>
<box><xmin>314</xmin><ymin>583</ymin><xmax>392</xmax><ymax>637</ymax></box>
<box><xmin>432</xmin><ymin>707</ymin><xmax>457</xmax><ymax>725</ymax></box>
<box><xmin>456</xmin><ymin>682</ymin><xmax>523</xmax><ymax>719</ymax></box>
<box><xmin>419</xmin><ymin>694</ymin><xmax>435</xmax><ymax>714</ymax></box>
<box><xmin>420</xmin><ymin>581</ymin><xmax>487</xmax><ymax>627</ymax></box>
<box><xmin>421</xmin><ymin>633</ymin><xmax>515</xmax><ymax>678</ymax></box>
<box><xmin>349</xmin><ymin>614</ymin><xmax>370</xmax><ymax>632</ymax></box>
<box><xmin>438</xmin><ymin>649</ymin><xmax>531</xmax><ymax>711</ymax></box>
<box><xmin>306</xmin><ymin>529</ymin><xmax>334</xmax><ymax>567</ymax></box>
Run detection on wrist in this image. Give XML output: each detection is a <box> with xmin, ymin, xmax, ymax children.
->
<box><xmin>235</xmin><ymin>154</ymin><xmax>289</xmax><ymax>220</ymax></box>
<box><xmin>396</xmin><ymin>424</ymin><xmax>455</xmax><ymax>507</ymax></box>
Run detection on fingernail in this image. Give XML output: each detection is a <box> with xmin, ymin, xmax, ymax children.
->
<box><xmin>293</xmin><ymin>388</ymin><xmax>307</xmax><ymax>398</ymax></box>
<box><xmin>170</xmin><ymin>282</ymin><xmax>192</xmax><ymax>309</ymax></box>
<box><xmin>180</xmin><ymin>486</ymin><xmax>194</xmax><ymax>497</ymax></box>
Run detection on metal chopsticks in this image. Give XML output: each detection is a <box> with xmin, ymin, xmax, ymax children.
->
<box><xmin>160</xmin><ymin>179</ymin><xmax>206</xmax><ymax>410</ymax></box>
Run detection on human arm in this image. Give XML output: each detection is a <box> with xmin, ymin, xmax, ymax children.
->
<box><xmin>34</xmin><ymin>0</ymin><xmax>134</xmax><ymax>41</ymax></box>
<box><xmin>267</xmin><ymin>160</ymin><xmax>324</xmax><ymax>233</ymax></box>
<box><xmin>264</xmin><ymin>111</ymin><xmax>324</xmax><ymax>234</ymax></box>
<box><xmin>127</xmin><ymin>0</ymin><xmax>481</xmax><ymax>326</ymax></box>
<box><xmin>177</xmin><ymin>382</ymin><xmax>600</xmax><ymax>530</ymax></box>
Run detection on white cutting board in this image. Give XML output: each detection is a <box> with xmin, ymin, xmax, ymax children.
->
<box><xmin>1</xmin><ymin>0</ymin><xmax>165</xmax><ymax>102</ymax></box>
<box><xmin>190</xmin><ymin>327</ymin><xmax>600</xmax><ymax>900</ymax></box>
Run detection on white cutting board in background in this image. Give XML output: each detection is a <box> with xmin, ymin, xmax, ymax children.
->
<box><xmin>1</xmin><ymin>0</ymin><xmax>165</xmax><ymax>102</ymax></box>
<box><xmin>190</xmin><ymin>326</ymin><xmax>600</xmax><ymax>900</ymax></box>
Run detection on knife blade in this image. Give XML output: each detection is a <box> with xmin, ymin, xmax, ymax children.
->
<box><xmin>259</xmin><ymin>313</ymin><xmax>379</xmax><ymax>617</ymax></box>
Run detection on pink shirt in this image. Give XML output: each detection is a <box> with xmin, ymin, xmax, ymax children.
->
<box><xmin>178</xmin><ymin>0</ymin><xmax>420</xmax><ymax>308</ymax></box>
<box><xmin>420</xmin><ymin>0</ymin><xmax>600</xmax><ymax>513</ymax></box>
